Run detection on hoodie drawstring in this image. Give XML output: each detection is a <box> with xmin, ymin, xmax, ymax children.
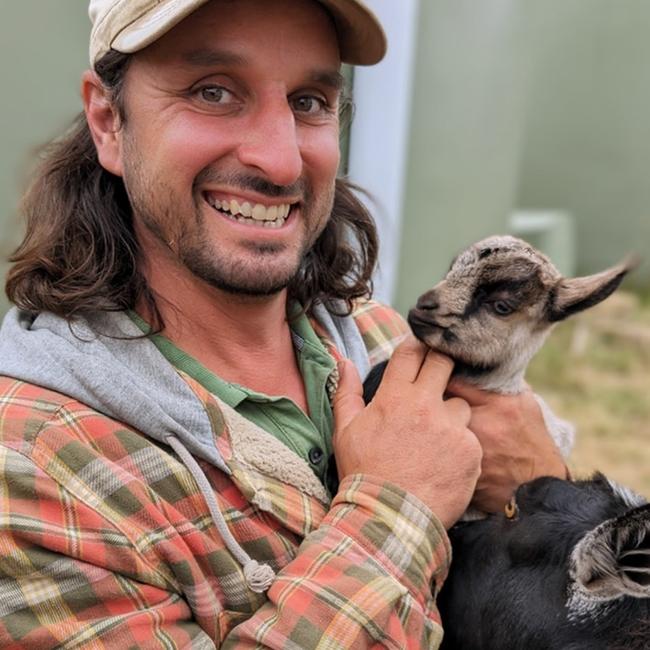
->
<box><xmin>165</xmin><ymin>435</ymin><xmax>276</xmax><ymax>593</ymax></box>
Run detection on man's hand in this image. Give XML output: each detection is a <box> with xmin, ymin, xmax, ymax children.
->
<box><xmin>333</xmin><ymin>337</ymin><xmax>482</xmax><ymax>529</ymax></box>
<box><xmin>446</xmin><ymin>380</ymin><xmax>568</xmax><ymax>513</ymax></box>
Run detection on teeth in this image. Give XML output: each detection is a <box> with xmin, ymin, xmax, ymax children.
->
<box><xmin>263</xmin><ymin>217</ymin><xmax>285</xmax><ymax>229</ymax></box>
<box><xmin>207</xmin><ymin>195</ymin><xmax>292</xmax><ymax>223</ymax></box>
<box><xmin>252</xmin><ymin>204</ymin><xmax>267</xmax><ymax>221</ymax></box>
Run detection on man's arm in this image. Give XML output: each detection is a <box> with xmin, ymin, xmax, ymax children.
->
<box><xmin>0</xmin><ymin>446</ymin><xmax>451</xmax><ymax>648</ymax></box>
<box><xmin>224</xmin><ymin>474</ymin><xmax>452</xmax><ymax>648</ymax></box>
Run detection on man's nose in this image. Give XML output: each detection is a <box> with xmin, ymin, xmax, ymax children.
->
<box><xmin>237</xmin><ymin>101</ymin><xmax>303</xmax><ymax>187</ymax></box>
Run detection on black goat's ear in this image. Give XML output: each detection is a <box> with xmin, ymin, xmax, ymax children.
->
<box><xmin>570</xmin><ymin>503</ymin><xmax>650</xmax><ymax>599</ymax></box>
<box><xmin>547</xmin><ymin>256</ymin><xmax>639</xmax><ymax>322</ymax></box>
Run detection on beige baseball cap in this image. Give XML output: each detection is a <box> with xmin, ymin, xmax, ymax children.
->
<box><xmin>89</xmin><ymin>0</ymin><xmax>387</xmax><ymax>67</ymax></box>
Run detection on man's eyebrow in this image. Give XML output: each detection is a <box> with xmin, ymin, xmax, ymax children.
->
<box><xmin>310</xmin><ymin>70</ymin><xmax>345</xmax><ymax>92</ymax></box>
<box><xmin>179</xmin><ymin>48</ymin><xmax>344</xmax><ymax>91</ymax></box>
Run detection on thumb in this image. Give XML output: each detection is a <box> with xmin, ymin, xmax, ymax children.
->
<box><xmin>332</xmin><ymin>359</ymin><xmax>365</xmax><ymax>433</ymax></box>
<box><xmin>446</xmin><ymin>378</ymin><xmax>491</xmax><ymax>405</ymax></box>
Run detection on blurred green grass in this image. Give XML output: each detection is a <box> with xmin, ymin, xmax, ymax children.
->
<box><xmin>527</xmin><ymin>291</ymin><xmax>650</xmax><ymax>497</ymax></box>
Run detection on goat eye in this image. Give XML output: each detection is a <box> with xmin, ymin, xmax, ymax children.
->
<box><xmin>492</xmin><ymin>300</ymin><xmax>514</xmax><ymax>316</ymax></box>
<box><xmin>505</xmin><ymin>497</ymin><xmax>519</xmax><ymax>519</ymax></box>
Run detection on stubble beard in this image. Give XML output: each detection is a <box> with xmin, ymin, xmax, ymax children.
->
<box><xmin>123</xmin><ymin>156</ymin><xmax>334</xmax><ymax>298</ymax></box>
<box><xmin>176</xmin><ymin>216</ymin><xmax>305</xmax><ymax>297</ymax></box>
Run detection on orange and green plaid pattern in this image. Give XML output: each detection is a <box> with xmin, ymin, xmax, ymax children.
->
<box><xmin>0</xmin><ymin>301</ymin><xmax>449</xmax><ymax>648</ymax></box>
<box><xmin>309</xmin><ymin>300</ymin><xmax>410</xmax><ymax>369</ymax></box>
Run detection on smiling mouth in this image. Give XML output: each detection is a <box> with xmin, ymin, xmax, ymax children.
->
<box><xmin>204</xmin><ymin>193</ymin><xmax>296</xmax><ymax>229</ymax></box>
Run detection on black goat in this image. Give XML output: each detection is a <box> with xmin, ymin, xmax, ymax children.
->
<box><xmin>364</xmin><ymin>367</ymin><xmax>649</xmax><ymax>647</ymax></box>
<box><xmin>438</xmin><ymin>474</ymin><xmax>650</xmax><ymax>649</ymax></box>
<box><xmin>364</xmin><ymin>357</ymin><xmax>650</xmax><ymax>647</ymax></box>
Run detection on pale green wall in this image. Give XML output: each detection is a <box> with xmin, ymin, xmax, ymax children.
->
<box><xmin>516</xmin><ymin>0</ymin><xmax>650</xmax><ymax>284</ymax></box>
<box><xmin>397</xmin><ymin>0</ymin><xmax>649</xmax><ymax>311</ymax></box>
<box><xmin>395</xmin><ymin>0</ymin><xmax>533</xmax><ymax>314</ymax></box>
<box><xmin>0</xmin><ymin>1</ymin><xmax>89</xmax><ymax>314</ymax></box>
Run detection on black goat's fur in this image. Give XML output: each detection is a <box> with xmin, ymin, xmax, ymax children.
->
<box><xmin>436</xmin><ymin>475</ymin><xmax>650</xmax><ymax>649</ymax></box>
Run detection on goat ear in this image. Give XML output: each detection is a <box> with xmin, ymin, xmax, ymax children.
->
<box><xmin>570</xmin><ymin>503</ymin><xmax>650</xmax><ymax>600</ymax></box>
<box><xmin>547</xmin><ymin>256</ymin><xmax>639</xmax><ymax>322</ymax></box>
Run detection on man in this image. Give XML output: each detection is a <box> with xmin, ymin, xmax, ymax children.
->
<box><xmin>0</xmin><ymin>0</ymin><xmax>566</xmax><ymax>647</ymax></box>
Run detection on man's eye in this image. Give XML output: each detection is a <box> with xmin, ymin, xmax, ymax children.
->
<box><xmin>198</xmin><ymin>86</ymin><xmax>235</xmax><ymax>104</ymax></box>
<box><xmin>291</xmin><ymin>95</ymin><xmax>327</xmax><ymax>114</ymax></box>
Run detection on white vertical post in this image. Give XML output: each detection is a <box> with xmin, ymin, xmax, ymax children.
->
<box><xmin>347</xmin><ymin>0</ymin><xmax>420</xmax><ymax>304</ymax></box>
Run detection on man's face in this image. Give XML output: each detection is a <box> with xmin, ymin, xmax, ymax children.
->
<box><xmin>115</xmin><ymin>0</ymin><xmax>342</xmax><ymax>296</ymax></box>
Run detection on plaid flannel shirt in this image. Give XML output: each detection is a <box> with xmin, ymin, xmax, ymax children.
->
<box><xmin>0</xmin><ymin>300</ymin><xmax>451</xmax><ymax>649</ymax></box>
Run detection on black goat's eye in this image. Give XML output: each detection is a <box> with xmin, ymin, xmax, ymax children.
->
<box><xmin>492</xmin><ymin>300</ymin><xmax>514</xmax><ymax>316</ymax></box>
<box><xmin>505</xmin><ymin>497</ymin><xmax>519</xmax><ymax>519</ymax></box>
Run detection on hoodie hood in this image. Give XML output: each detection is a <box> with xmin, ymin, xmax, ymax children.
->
<box><xmin>0</xmin><ymin>303</ymin><xmax>370</xmax><ymax>472</ymax></box>
<box><xmin>0</xmin><ymin>308</ymin><xmax>232</xmax><ymax>473</ymax></box>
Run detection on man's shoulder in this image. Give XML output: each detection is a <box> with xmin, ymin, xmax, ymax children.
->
<box><xmin>0</xmin><ymin>375</ymin><xmax>77</xmax><ymax>411</ymax></box>
<box><xmin>351</xmin><ymin>298</ymin><xmax>410</xmax><ymax>366</ymax></box>
<box><xmin>0</xmin><ymin>376</ymin><xmax>124</xmax><ymax>447</ymax></box>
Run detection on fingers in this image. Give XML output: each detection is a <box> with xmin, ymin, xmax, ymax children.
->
<box><xmin>332</xmin><ymin>359</ymin><xmax>365</xmax><ymax>433</ymax></box>
<box><xmin>446</xmin><ymin>378</ymin><xmax>490</xmax><ymax>405</ymax></box>
<box><xmin>380</xmin><ymin>336</ymin><xmax>454</xmax><ymax>385</ymax></box>
<box><xmin>444</xmin><ymin>396</ymin><xmax>472</xmax><ymax>427</ymax></box>
<box><xmin>379</xmin><ymin>335</ymin><xmax>428</xmax><ymax>386</ymax></box>
<box><xmin>415</xmin><ymin>349</ymin><xmax>455</xmax><ymax>395</ymax></box>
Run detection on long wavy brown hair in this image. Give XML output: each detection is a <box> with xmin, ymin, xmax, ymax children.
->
<box><xmin>5</xmin><ymin>51</ymin><xmax>378</xmax><ymax>327</ymax></box>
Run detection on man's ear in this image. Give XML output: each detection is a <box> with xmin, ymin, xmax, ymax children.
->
<box><xmin>82</xmin><ymin>70</ymin><xmax>123</xmax><ymax>177</ymax></box>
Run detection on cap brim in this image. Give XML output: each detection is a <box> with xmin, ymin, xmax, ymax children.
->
<box><xmin>92</xmin><ymin>0</ymin><xmax>386</xmax><ymax>67</ymax></box>
<box><xmin>319</xmin><ymin>0</ymin><xmax>387</xmax><ymax>65</ymax></box>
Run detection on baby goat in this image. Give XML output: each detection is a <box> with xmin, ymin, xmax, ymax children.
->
<box><xmin>364</xmin><ymin>234</ymin><xmax>636</xmax><ymax>457</ymax></box>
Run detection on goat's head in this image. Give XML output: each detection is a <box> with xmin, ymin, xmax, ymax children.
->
<box><xmin>408</xmin><ymin>235</ymin><xmax>636</xmax><ymax>391</ymax></box>
<box><xmin>439</xmin><ymin>474</ymin><xmax>650</xmax><ymax>649</ymax></box>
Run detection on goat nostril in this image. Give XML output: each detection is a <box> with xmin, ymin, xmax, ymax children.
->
<box><xmin>416</xmin><ymin>293</ymin><xmax>439</xmax><ymax>311</ymax></box>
